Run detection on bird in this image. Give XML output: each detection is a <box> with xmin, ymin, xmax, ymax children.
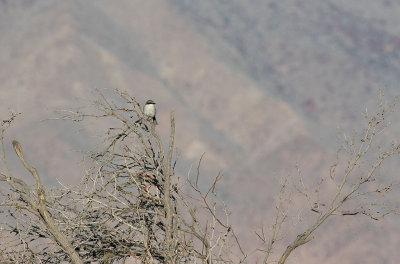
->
<box><xmin>143</xmin><ymin>99</ymin><xmax>157</xmax><ymax>125</ymax></box>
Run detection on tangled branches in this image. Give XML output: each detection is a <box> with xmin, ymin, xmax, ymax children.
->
<box><xmin>0</xmin><ymin>89</ymin><xmax>240</xmax><ymax>263</ymax></box>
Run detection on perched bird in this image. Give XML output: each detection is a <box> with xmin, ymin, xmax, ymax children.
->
<box><xmin>143</xmin><ymin>99</ymin><xmax>157</xmax><ymax>124</ymax></box>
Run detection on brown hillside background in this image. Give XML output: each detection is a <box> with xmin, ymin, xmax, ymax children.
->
<box><xmin>1</xmin><ymin>0</ymin><xmax>400</xmax><ymax>262</ymax></box>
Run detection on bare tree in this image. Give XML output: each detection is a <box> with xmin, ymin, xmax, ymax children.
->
<box><xmin>0</xmin><ymin>89</ymin><xmax>241</xmax><ymax>263</ymax></box>
<box><xmin>256</xmin><ymin>92</ymin><xmax>400</xmax><ymax>263</ymax></box>
<box><xmin>1</xmin><ymin>89</ymin><xmax>399</xmax><ymax>264</ymax></box>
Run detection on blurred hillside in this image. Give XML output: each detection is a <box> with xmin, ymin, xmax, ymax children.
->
<box><xmin>1</xmin><ymin>0</ymin><xmax>400</xmax><ymax>262</ymax></box>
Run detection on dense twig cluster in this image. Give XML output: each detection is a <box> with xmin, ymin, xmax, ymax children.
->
<box><xmin>0</xmin><ymin>89</ymin><xmax>240</xmax><ymax>263</ymax></box>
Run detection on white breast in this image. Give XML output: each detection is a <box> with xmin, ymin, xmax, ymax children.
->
<box><xmin>144</xmin><ymin>104</ymin><xmax>156</xmax><ymax>118</ymax></box>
